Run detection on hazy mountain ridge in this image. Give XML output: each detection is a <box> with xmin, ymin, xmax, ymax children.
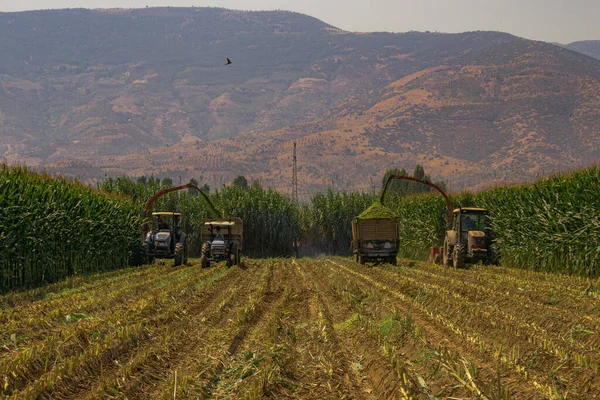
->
<box><xmin>1</xmin><ymin>8</ymin><xmax>600</xmax><ymax>192</ymax></box>
<box><xmin>565</xmin><ymin>40</ymin><xmax>600</xmax><ymax>60</ymax></box>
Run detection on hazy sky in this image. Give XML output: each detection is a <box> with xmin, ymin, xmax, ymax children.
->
<box><xmin>0</xmin><ymin>0</ymin><xmax>598</xmax><ymax>44</ymax></box>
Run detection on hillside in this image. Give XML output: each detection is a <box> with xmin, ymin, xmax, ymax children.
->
<box><xmin>566</xmin><ymin>40</ymin><xmax>600</xmax><ymax>60</ymax></box>
<box><xmin>2</xmin><ymin>8</ymin><xmax>600</xmax><ymax>192</ymax></box>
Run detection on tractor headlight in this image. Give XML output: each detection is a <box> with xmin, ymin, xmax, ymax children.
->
<box><xmin>383</xmin><ymin>242</ymin><xmax>392</xmax><ymax>249</ymax></box>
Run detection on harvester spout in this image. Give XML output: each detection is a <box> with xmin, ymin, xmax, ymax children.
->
<box><xmin>380</xmin><ymin>175</ymin><xmax>453</xmax><ymax>229</ymax></box>
<box><xmin>142</xmin><ymin>182</ymin><xmax>221</xmax><ymax>239</ymax></box>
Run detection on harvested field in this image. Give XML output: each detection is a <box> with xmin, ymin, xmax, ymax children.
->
<box><xmin>1</xmin><ymin>258</ymin><xmax>600</xmax><ymax>399</ymax></box>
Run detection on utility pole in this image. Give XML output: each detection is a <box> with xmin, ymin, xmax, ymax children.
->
<box><xmin>292</xmin><ymin>142</ymin><xmax>300</xmax><ymax>258</ymax></box>
<box><xmin>292</xmin><ymin>142</ymin><xmax>299</xmax><ymax>204</ymax></box>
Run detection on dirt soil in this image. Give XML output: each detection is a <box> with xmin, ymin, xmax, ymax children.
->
<box><xmin>1</xmin><ymin>257</ymin><xmax>599</xmax><ymax>399</ymax></box>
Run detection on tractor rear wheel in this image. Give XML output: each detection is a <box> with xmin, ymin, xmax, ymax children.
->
<box><xmin>453</xmin><ymin>244</ymin><xmax>466</xmax><ymax>268</ymax></box>
<box><xmin>174</xmin><ymin>243</ymin><xmax>184</xmax><ymax>267</ymax></box>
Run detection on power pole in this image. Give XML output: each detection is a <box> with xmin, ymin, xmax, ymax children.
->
<box><xmin>292</xmin><ymin>141</ymin><xmax>299</xmax><ymax>204</ymax></box>
<box><xmin>292</xmin><ymin>142</ymin><xmax>300</xmax><ymax>258</ymax></box>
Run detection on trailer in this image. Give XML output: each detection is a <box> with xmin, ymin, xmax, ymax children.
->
<box><xmin>351</xmin><ymin>203</ymin><xmax>399</xmax><ymax>265</ymax></box>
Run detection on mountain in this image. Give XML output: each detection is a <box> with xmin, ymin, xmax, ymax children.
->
<box><xmin>2</xmin><ymin>8</ymin><xmax>600</xmax><ymax>193</ymax></box>
<box><xmin>565</xmin><ymin>41</ymin><xmax>600</xmax><ymax>60</ymax></box>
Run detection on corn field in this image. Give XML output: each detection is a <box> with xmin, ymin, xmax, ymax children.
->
<box><xmin>0</xmin><ymin>165</ymin><xmax>142</xmax><ymax>293</ymax></box>
<box><xmin>3</xmin><ymin>164</ymin><xmax>600</xmax><ymax>294</ymax></box>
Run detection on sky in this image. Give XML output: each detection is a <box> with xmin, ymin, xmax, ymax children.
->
<box><xmin>0</xmin><ymin>0</ymin><xmax>598</xmax><ymax>44</ymax></box>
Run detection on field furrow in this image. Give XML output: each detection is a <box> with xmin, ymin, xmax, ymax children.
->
<box><xmin>1</xmin><ymin>257</ymin><xmax>599</xmax><ymax>399</ymax></box>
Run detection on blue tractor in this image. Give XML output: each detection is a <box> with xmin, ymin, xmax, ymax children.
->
<box><xmin>144</xmin><ymin>212</ymin><xmax>188</xmax><ymax>266</ymax></box>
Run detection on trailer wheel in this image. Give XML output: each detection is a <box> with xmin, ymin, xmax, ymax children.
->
<box><xmin>389</xmin><ymin>256</ymin><xmax>397</xmax><ymax>266</ymax></box>
<box><xmin>359</xmin><ymin>255</ymin><xmax>366</xmax><ymax>265</ymax></box>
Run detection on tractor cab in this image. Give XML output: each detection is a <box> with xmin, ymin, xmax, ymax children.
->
<box><xmin>144</xmin><ymin>212</ymin><xmax>188</xmax><ymax>266</ymax></box>
<box><xmin>455</xmin><ymin>208</ymin><xmax>488</xmax><ymax>242</ymax></box>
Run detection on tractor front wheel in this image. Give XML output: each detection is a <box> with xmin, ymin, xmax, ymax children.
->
<box><xmin>200</xmin><ymin>242</ymin><xmax>211</xmax><ymax>268</ymax></box>
<box><xmin>174</xmin><ymin>243</ymin><xmax>184</xmax><ymax>267</ymax></box>
<box><xmin>453</xmin><ymin>244</ymin><xmax>466</xmax><ymax>269</ymax></box>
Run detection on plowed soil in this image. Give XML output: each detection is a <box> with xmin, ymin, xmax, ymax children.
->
<box><xmin>1</xmin><ymin>258</ymin><xmax>599</xmax><ymax>399</ymax></box>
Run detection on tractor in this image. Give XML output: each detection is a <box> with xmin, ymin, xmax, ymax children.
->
<box><xmin>144</xmin><ymin>212</ymin><xmax>188</xmax><ymax>266</ymax></box>
<box><xmin>200</xmin><ymin>218</ymin><xmax>243</xmax><ymax>268</ymax></box>
<box><xmin>141</xmin><ymin>181</ymin><xmax>221</xmax><ymax>267</ymax></box>
<box><xmin>441</xmin><ymin>207</ymin><xmax>496</xmax><ymax>268</ymax></box>
<box><xmin>351</xmin><ymin>203</ymin><xmax>399</xmax><ymax>265</ymax></box>
<box><xmin>380</xmin><ymin>175</ymin><xmax>498</xmax><ymax>268</ymax></box>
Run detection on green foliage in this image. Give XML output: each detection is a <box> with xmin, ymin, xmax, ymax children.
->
<box><xmin>232</xmin><ymin>175</ymin><xmax>249</xmax><ymax>190</ymax></box>
<box><xmin>304</xmin><ymin>167</ymin><xmax>600</xmax><ymax>276</ymax></box>
<box><xmin>302</xmin><ymin>190</ymin><xmax>377</xmax><ymax>254</ymax></box>
<box><xmin>388</xmin><ymin>169</ymin><xmax>600</xmax><ymax>276</ymax></box>
<box><xmin>0</xmin><ymin>164</ymin><xmax>142</xmax><ymax>293</ymax></box>
<box><xmin>214</xmin><ymin>185</ymin><xmax>299</xmax><ymax>257</ymax></box>
<box><xmin>102</xmin><ymin>176</ymin><xmax>299</xmax><ymax>258</ymax></box>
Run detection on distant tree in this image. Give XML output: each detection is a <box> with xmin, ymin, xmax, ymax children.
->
<box><xmin>382</xmin><ymin>168</ymin><xmax>408</xmax><ymax>195</ymax></box>
<box><xmin>162</xmin><ymin>177</ymin><xmax>173</xmax><ymax>187</ymax></box>
<box><xmin>189</xmin><ymin>178</ymin><xmax>199</xmax><ymax>196</ymax></box>
<box><xmin>232</xmin><ymin>175</ymin><xmax>248</xmax><ymax>190</ymax></box>
<box><xmin>413</xmin><ymin>165</ymin><xmax>425</xmax><ymax>180</ymax></box>
<box><xmin>137</xmin><ymin>176</ymin><xmax>147</xmax><ymax>186</ymax></box>
<box><xmin>201</xmin><ymin>183</ymin><xmax>210</xmax><ymax>193</ymax></box>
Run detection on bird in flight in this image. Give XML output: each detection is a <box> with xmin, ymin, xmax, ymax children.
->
<box><xmin>569</xmin><ymin>113</ymin><xmax>573</xmax><ymax>118</ymax></box>
<box><xmin>225</xmin><ymin>58</ymin><xmax>232</xmax><ymax>65</ymax></box>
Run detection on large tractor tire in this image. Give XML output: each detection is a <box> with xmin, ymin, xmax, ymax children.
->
<box><xmin>174</xmin><ymin>243</ymin><xmax>184</xmax><ymax>267</ymax></box>
<box><xmin>201</xmin><ymin>242</ymin><xmax>211</xmax><ymax>268</ymax></box>
<box><xmin>443</xmin><ymin>239</ymin><xmax>452</xmax><ymax>267</ymax></box>
<box><xmin>453</xmin><ymin>244</ymin><xmax>466</xmax><ymax>269</ymax></box>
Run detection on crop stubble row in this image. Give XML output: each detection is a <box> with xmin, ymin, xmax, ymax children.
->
<box><xmin>1</xmin><ymin>258</ymin><xmax>599</xmax><ymax>399</ymax></box>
